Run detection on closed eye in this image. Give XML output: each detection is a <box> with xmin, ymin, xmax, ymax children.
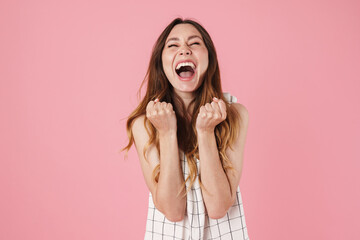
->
<box><xmin>167</xmin><ymin>42</ymin><xmax>200</xmax><ymax>48</ymax></box>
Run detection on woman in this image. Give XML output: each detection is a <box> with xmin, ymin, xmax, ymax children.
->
<box><xmin>122</xmin><ymin>17</ymin><xmax>250</xmax><ymax>240</ymax></box>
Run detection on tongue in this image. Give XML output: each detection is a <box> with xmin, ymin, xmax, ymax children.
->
<box><xmin>179</xmin><ymin>71</ymin><xmax>194</xmax><ymax>78</ymax></box>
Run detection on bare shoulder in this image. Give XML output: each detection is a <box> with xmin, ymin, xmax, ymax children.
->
<box><xmin>224</xmin><ymin>103</ymin><xmax>249</xmax><ymax>202</ymax></box>
<box><xmin>131</xmin><ymin>114</ymin><xmax>158</xmax><ymax>159</ymax></box>
<box><xmin>131</xmin><ymin>114</ymin><xmax>147</xmax><ymax>136</ymax></box>
<box><xmin>131</xmin><ymin>114</ymin><xmax>160</xmax><ymax>196</ymax></box>
<box><xmin>230</xmin><ymin>103</ymin><xmax>249</xmax><ymax>125</ymax></box>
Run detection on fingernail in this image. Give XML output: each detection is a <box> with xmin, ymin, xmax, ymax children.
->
<box><xmin>213</xmin><ymin>97</ymin><xmax>218</xmax><ymax>100</ymax></box>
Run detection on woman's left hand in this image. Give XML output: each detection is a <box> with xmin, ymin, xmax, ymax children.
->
<box><xmin>196</xmin><ymin>97</ymin><xmax>227</xmax><ymax>133</ymax></box>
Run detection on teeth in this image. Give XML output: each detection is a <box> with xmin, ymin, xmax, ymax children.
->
<box><xmin>176</xmin><ymin>62</ymin><xmax>196</xmax><ymax>70</ymax></box>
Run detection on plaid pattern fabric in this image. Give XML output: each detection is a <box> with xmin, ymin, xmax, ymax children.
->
<box><xmin>144</xmin><ymin>93</ymin><xmax>250</xmax><ymax>240</ymax></box>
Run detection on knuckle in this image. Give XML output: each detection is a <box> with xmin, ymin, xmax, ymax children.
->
<box><xmin>146</xmin><ymin>102</ymin><xmax>153</xmax><ymax>109</ymax></box>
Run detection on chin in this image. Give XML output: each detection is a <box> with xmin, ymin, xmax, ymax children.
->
<box><xmin>168</xmin><ymin>74</ymin><xmax>203</xmax><ymax>94</ymax></box>
<box><xmin>177</xmin><ymin>81</ymin><xmax>200</xmax><ymax>91</ymax></box>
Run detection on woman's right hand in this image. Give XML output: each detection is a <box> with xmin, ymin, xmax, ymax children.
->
<box><xmin>146</xmin><ymin>99</ymin><xmax>177</xmax><ymax>134</ymax></box>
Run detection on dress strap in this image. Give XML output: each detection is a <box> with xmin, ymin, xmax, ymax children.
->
<box><xmin>222</xmin><ymin>92</ymin><xmax>238</xmax><ymax>104</ymax></box>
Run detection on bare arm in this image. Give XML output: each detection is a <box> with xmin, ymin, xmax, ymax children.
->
<box><xmin>156</xmin><ymin>130</ymin><xmax>186</xmax><ymax>221</ymax></box>
<box><xmin>196</xmin><ymin>98</ymin><xmax>249</xmax><ymax>219</ymax></box>
<box><xmin>132</xmin><ymin>100</ymin><xmax>186</xmax><ymax>222</ymax></box>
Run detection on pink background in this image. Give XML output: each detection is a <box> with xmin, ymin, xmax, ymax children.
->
<box><xmin>1</xmin><ymin>0</ymin><xmax>359</xmax><ymax>239</ymax></box>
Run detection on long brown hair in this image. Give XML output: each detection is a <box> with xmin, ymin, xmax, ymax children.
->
<box><xmin>121</xmin><ymin>17</ymin><xmax>241</xmax><ymax>197</ymax></box>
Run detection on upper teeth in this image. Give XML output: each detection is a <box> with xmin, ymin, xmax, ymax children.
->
<box><xmin>176</xmin><ymin>62</ymin><xmax>196</xmax><ymax>70</ymax></box>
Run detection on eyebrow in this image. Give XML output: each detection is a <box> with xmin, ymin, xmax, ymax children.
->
<box><xmin>165</xmin><ymin>35</ymin><xmax>203</xmax><ymax>44</ymax></box>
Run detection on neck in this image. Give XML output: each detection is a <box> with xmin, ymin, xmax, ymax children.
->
<box><xmin>173</xmin><ymin>90</ymin><xmax>195</xmax><ymax>119</ymax></box>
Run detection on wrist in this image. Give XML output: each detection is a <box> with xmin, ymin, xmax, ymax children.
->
<box><xmin>196</xmin><ymin>128</ymin><xmax>215</xmax><ymax>137</ymax></box>
<box><xmin>158</xmin><ymin>129</ymin><xmax>177</xmax><ymax>138</ymax></box>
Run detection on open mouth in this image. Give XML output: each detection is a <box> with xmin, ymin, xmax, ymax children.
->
<box><xmin>175</xmin><ymin>65</ymin><xmax>195</xmax><ymax>78</ymax></box>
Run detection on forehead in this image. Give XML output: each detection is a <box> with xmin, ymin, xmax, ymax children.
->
<box><xmin>166</xmin><ymin>23</ymin><xmax>202</xmax><ymax>40</ymax></box>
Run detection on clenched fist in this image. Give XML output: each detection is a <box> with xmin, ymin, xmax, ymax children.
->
<box><xmin>146</xmin><ymin>98</ymin><xmax>177</xmax><ymax>134</ymax></box>
<box><xmin>196</xmin><ymin>97</ymin><xmax>227</xmax><ymax>132</ymax></box>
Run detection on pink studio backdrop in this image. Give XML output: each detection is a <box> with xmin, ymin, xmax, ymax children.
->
<box><xmin>1</xmin><ymin>0</ymin><xmax>359</xmax><ymax>239</ymax></box>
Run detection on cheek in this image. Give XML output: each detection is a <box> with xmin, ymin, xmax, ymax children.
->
<box><xmin>200</xmin><ymin>49</ymin><xmax>209</xmax><ymax>67</ymax></box>
<box><xmin>161</xmin><ymin>59</ymin><xmax>170</xmax><ymax>74</ymax></box>
<box><xmin>201</xmin><ymin>57</ymin><xmax>209</xmax><ymax>72</ymax></box>
<box><xmin>162</xmin><ymin>54</ymin><xmax>172</xmax><ymax>69</ymax></box>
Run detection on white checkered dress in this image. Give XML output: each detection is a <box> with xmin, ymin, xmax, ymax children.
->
<box><xmin>144</xmin><ymin>93</ymin><xmax>250</xmax><ymax>240</ymax></box>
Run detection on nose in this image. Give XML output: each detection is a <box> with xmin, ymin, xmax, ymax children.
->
<box><xmin>179</xmin><ymin>46</ymin><xmax>191</xmax><ymax>55</ymax></box>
